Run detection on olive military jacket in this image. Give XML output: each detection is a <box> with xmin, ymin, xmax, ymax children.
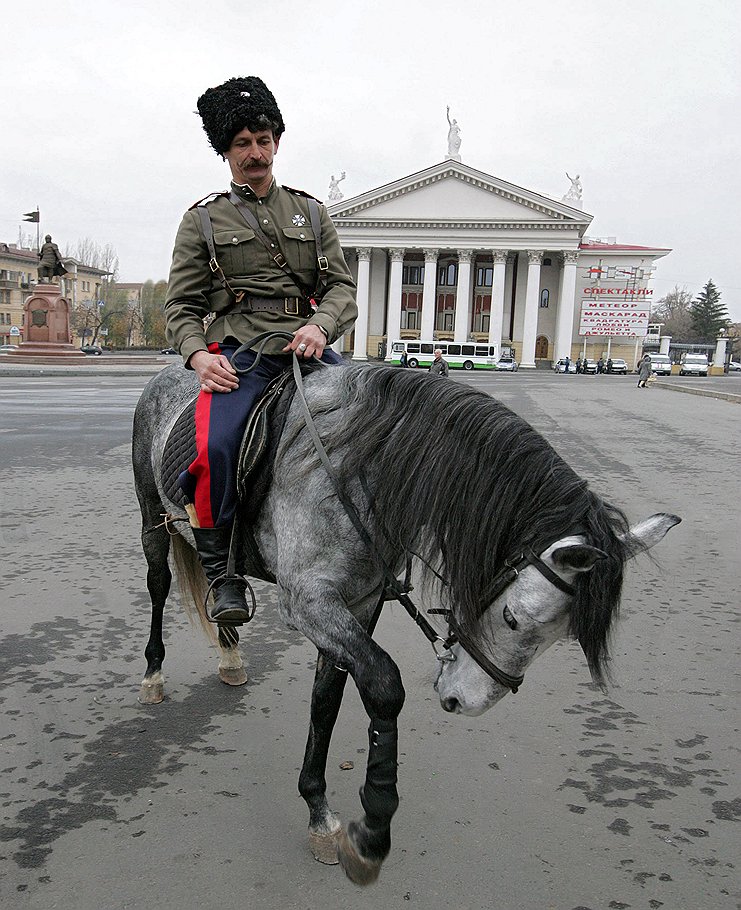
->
<box><xmin>165</xmin><ymin>181</ymin><xmax>357</xmax><ymax>364</ymax></box>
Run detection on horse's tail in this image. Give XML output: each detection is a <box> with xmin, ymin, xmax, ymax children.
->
<box><xmin>171</xmin><ymin>533</ymin><xmax>217</xmax><ymax>643</ymax></box>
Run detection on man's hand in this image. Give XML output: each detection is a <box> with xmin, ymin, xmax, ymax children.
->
<box><xmin>282</xmin><ymin>324</ymin><xmax>327</xmax><ymax>360</ymax></box>
<box><xmin>189</xmin><ymin>350</ymin><xmax>239</xmax><ymax>393</ymax></box>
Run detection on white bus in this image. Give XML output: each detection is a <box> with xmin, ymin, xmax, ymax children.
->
<box><xmin>385</xmin><ymin>339</ymin><xmax>500</xmax><ymax>370</ymax></box>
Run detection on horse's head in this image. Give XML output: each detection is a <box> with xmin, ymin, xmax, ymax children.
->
<box><xmin>434</xmin><ymin>512</ymin><xmax>680</xmax><ymax>716</ymax></box>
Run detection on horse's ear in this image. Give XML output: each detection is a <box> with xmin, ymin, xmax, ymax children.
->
<box><xmin>551</xmin><ymin>544</ymin><xmax>607</xmax><ymax>574</ymax></box>
<box><xmin>621</xmin><ymin>512</ymin><xmax>682</xmax><ymax>558</ymax></box>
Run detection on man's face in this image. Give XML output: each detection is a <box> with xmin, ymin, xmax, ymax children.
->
<box><xmin>224</xmin><ymin>127</ymin><xmax>279</xmax><ymax>185</ymax></box>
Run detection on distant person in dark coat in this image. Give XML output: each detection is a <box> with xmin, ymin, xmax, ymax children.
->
<box><xmin>429</xmin><ymin>349</ymin><xmax>449</xmax><ymax>377</ymax></box>
<box><xmin>637</xmin><ymin>354</ymin><xmax>652</xmax><ymax>388</ymax></box>
<box><xmin>399</xmin><ymin>350</ymin><xmax>408</xmax><ymax>367</ymax></box>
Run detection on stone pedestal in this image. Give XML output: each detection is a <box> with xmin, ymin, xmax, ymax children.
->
<box><xmin>3</xmin><ymin>283</ymin><xmax>85</xmax><ymax>360</ymax></box>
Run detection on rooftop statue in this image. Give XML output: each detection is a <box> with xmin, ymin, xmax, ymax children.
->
<box><xmin>446</xmin><ymin>106</ymin><xmax>461</xmax><ymax>161</ymax></box>
<box><xmin>562</xmin><ymin>172</ymin><xmax>583</xmax><ymax>204</ymax></box>
<box><xmin>327</xmin><ymin>172</ymin><xmax>346</xmax><ymax>202</ymax></box>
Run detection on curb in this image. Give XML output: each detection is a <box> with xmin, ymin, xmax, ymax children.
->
<box><xmin>0</xmin><ymin>365</ymin><xmax>168</xmax><ymax>378</ymax></box>
<box><xmin>652</xmin><ymin>380</ymin><xmax>741</xmax><ymax>404</ymax></box>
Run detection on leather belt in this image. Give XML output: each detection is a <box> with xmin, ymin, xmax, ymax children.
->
<box><xmin>235</xmin><ymin>296</ymin><xmax>314</xmax><ymax>318</ymax></box>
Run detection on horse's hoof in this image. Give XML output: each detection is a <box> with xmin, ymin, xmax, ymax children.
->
<box><xmin>309</xmin><ymin>828</ymin><xmax>342</xmax><ymax>865</ymax></box>
<box><xmin>218</xmin><ymin>667</ymin><xmax>248</xmax><ymax>686</ymax></box>
<box><xmin>138</xmin><ymin>674</ymin><xmax>164</xmax><ymax>704</ymax></box>
<box><xmin>337</xmin><ymin>827</ymin><xmax>382</xmax><ymax>886</ymax></box>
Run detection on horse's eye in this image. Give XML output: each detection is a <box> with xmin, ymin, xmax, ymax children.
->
<box><xmin>503</xmin><ymin>605</ymin><xmax>518</xmax><ymax>630</ymax></box>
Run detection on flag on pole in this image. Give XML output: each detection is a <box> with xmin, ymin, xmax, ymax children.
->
<box><xmin>23</xmin><ymin>210</ymin><xmax>40</xmax><ymax>223</ymax></box>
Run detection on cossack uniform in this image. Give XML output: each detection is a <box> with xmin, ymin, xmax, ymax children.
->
<box><xmin>163</xmin><ymin>75</ymin><xmax>357</xmax><ymax>623</ymax></box>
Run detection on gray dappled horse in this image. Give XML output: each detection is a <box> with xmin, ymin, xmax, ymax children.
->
<box><xmin>132</xmin><ymin>360</ymin><xmax>679</xmax><ymax>885</ymax></box>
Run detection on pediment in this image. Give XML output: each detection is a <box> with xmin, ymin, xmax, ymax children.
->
<box><xmin>329</xmin><ymin>161</ymin><xmax>591</xmax><ymax>227</ymax></box>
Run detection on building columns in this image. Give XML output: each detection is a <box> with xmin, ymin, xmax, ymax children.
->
<box><xmin>353</xmin><ymin>248</ymin><xmax>372</xmax><ymax>360</ymax></box>
<box><xmin>554</xmin><ymin>251</ymin><xmax>579</xmax><ymax>361</ymax></box>
<box><xmin>420</xmin><ymin>249</ymin><xmax>439</xmax><ymax>339</ymax></box>
<box><xmin>488</xmin><ymin>250</ymin><xmax>508</xmax><ymax>356</ymax></box>
<box><xmin>453</xmin><ymin>250</ymin><xmax>473</xmax><ymax>342</ymax></box>
<box><xmin>385</xmin><ymin>249</ymin><xmax>405</xmax><ymax>344</ymax></box>
<box><xmin>520</xmin><ymin>251</ymin><xmax>543</xmax><ymax>368</ymax></box>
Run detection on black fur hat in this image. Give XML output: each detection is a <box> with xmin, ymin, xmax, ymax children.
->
<box><xmin>196</xmin><ymin>76</ymin><xmax>285</xmax><ymax>155</ymax></box>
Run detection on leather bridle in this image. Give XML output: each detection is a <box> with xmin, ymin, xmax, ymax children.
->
<box><xmin>429</xmin><ymin>549</ymin><xmax>576</xmax><ymax>693</ymax></box>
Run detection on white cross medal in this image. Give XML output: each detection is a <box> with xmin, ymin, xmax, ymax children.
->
<box><xmin>292</xmin><ymin>213</ymin><xmax>306</xmax><ymax>226</ymax></box>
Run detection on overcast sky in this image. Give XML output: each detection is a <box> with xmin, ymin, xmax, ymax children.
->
<box><xmin>2</xmin><ymin>0</ymin><xmax>739</xmax><ymax>319</ymax></box>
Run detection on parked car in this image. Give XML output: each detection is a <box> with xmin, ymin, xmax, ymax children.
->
<box><xmin>81</xmin><ymin>344</ymin><xmax>103</xmax><ymax>356</ymax></box>
<box><xmin>160</xmin><ymin>347</ymin><xmax>177</xmax><ymax>355</ymax></box>
<box><xmin>553</xmin><ymin>358</ymin><xmax>576</xmax><ymax>373</ymax></box>
<box><xmin>648</xmin><ymin>353</ymin><xmax>672</xmax><ymax>376</ymax></box>
<box><xmin>582</xmin><ymin>359</ymin><xmax>598</xmax><ymax>374</ymax></box>
<box><xmin>728</xmin><ymin>361</ymin><xmax>741</xmax><ymax>372</ymax></box>
<box><xmin>679</xmin><ymin>353</ymin><xmax>708</xmax><ymax>376</ymax></box>
<box><xmin>606</xmin><ymin>358</ymin><xmax>628</xmax><ymax>375</ymax></box>
<box><xmin>496</xmin><ymin>355</ymin><xmax>518</xmax><ymax>372</ymax></box>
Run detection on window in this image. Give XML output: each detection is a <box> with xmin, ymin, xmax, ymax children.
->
<box><xmin>400</xmin><ymin>310</ymin><xmax>418</xmax><ymax>330</ymax></box>
<box><xmin>543</xmin><ymin>257</ymin><xmax>552</xmax><ymax>267</ymax></box>
<box><xmin>476</xmin><ymin>267</ymin><xmax>493</xmax><ymax>287</ymax></box>
<box><xmin>402</xmin><ymin>264</ymin><xmax>424</xmax><ymax>285</ymax></box>
<box><xmin>540</xmin><ymin>289</ymin><xmax>550</xmax><ymax>308</ymax></box>
<box><xmin>438</xmin><ymin>263</ymin><xmax>457</xmax><ymax>286</ymax></box>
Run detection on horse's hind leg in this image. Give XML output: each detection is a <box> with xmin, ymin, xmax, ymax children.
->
<box><xmin>299</xmin><ymin>653</ymin><xmax>350</xmax><ymax>864</ymax></box>
<box><xmin>138</xmin><ymin>524</ymin><xmax>171</xmax><ymax>704</ymax></box>
<box><xmin>217</xmin><ymin>624</ymin><xmax>248</xmax><ymax>686</ymax></box>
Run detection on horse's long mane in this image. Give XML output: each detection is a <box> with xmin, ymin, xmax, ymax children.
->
<box><xmin>329</xmin><ymin>365</ymin><xmax>631</xmax><ymax>684</ymax></box>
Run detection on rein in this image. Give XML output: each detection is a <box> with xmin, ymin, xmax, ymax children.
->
<box><xmin>227</xmin><ymin>333</ymin><xmax>577</xmax><ymax>694</ymax></box>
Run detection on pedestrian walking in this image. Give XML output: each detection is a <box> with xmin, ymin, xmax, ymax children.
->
<box><xmin>428</xmin><ymin>348</ymin><xmax>449</xmax><ymax>377</ymax></box>
<box><xmin>637</xmin><ymin>354</ymin><xmax>652</xmax><ymax>388</ymax></box>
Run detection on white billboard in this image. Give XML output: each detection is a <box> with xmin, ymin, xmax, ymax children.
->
<box><xmin>579</xmin><ymin>300</ymin><xmax>650</xmax><ymax>337</ymax></box>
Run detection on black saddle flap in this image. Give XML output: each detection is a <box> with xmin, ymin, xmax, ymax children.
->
<box><xmin>237</xmin><ymin>369</ymin><xmax>296</xmax><ymax>506</ymax></box>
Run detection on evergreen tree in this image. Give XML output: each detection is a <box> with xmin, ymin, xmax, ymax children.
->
<box><xmin>689</xmin><ymin>280</ymin><xmax>729</xmax><ymax>341</ymax></box>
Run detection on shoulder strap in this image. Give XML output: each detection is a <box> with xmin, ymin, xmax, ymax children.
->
<box><xmin>194</xmin><ymin>204</ymin><xmax>244</xmax><ymax>303</ymax></box>
<box><xmin>306</xmin><ymin>198</ymin><xmax>329</xmax><ymax>292</ymax></box>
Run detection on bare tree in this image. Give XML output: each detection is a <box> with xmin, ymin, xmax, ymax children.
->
<box><xmin>651</xmin><ymin>286</ymin><xmax>694</xmax><ymax>341</ymax></box>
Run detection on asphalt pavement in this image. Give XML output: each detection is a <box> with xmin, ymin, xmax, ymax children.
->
<box><xmin>1</xmin><ymin>369</ymin><xmax>739</xmax><ymax>910</ymax></box>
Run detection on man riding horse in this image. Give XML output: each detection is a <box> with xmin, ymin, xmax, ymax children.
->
<box><xmin>164</xmin><ymin>76</ymin><xmax>357</xmax><ymax>623</ymax></box>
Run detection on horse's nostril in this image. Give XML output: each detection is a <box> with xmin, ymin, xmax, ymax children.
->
<box><xmin>441</xmin><ymin>696</ymin><xmax>459</xmax><ymax>713</ymax></box>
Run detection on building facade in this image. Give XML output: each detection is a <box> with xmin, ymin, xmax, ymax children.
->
<box><xmin>0</xmin><ymin>244</ymin><xmax>37</xmax><ymax>345</ymax></box>
<box><xmin>328</xmin><ymin>161</ymin><xmax>670</xmax><ymax>367</ymax></box>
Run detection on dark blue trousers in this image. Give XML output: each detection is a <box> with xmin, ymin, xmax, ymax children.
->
<box><xmin>179</xmin><ymin>342</ymin><xmax>342</xmax><ymax>528</ymax></box>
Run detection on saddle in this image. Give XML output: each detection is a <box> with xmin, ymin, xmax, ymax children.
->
<box><xmin>160</xmin><ymin>369</ymin><xmax>297</xmax><ymax>580</ymax></box>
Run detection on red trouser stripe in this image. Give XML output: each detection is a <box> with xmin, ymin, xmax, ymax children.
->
<box><xmin>192</xmin><ymin>389</ymin><xmax>215</xmax><ymax>527</ymax></box>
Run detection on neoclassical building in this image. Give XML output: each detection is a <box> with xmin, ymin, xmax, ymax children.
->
<box><xmin>328</xmin><ymin>160</ymin><xmax>670</xmax><ymax>366</ymax></box>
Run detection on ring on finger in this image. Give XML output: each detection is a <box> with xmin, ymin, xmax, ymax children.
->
<box><xmin>298</xmin><ymin>342</ymin><xmax>307</xmax><ymax>352</ymax></box>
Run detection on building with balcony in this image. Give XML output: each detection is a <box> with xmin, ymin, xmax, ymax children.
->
<box><xmin>0</xmin><ymin>243</ymin><xmax>38</xmax><ymax>344</ymax></box>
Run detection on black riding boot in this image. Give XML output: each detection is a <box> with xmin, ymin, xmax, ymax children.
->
<box><xmin>192</xmin><ymin>526</ymin><xmax>250</xmax><ymax>623</ymax></box>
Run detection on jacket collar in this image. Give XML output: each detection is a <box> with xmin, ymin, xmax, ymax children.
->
<box><xmin>230</xmin><ymin>179</ymin><xmax>277</xmax><ymax>202</ymax></box>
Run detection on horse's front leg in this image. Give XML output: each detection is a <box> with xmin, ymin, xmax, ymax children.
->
<box><xmin>285</xmin><ymin>588</ymin><xmax>405</xmax><ymax>886</ymax></box>
<box><xmin>338</xmin><ymin>676</ymin><xmax>403</xmax><ymax>886</ymax></box>
<box><xmin>299</xmin><ymin>652</ymin><xmax>349</xmax><ymax>864</ymax></box>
